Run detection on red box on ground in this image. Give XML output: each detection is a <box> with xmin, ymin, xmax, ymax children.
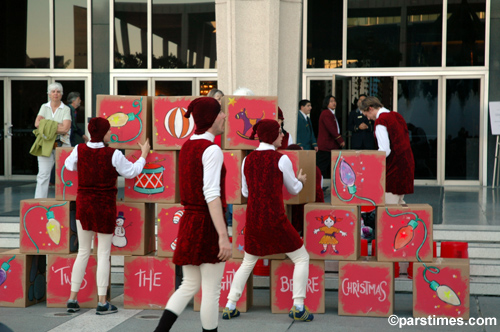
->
<box><xmin>124</xmin><ymin>150</ymin><xmax>179</xmax><ymax>203</ymax></box>
<box><xmin>0</xmin><ymin>250</ymin><xmax>46</xmax><ymax>308</ymax></box>
<box><xmin>152</xmin><ymin>96</ymin><xmax>197</xmax><ymax>150</ymax></box>
<box><xmin>223</xmin><ymin>150</ymin><xmax>247</xmax><ymax>204</ymax></box>
<box><xmin>279</xmin><ymin>150</ymin><xmax>316</xmax><ymax>204</ymax></box>
<box><xmin>20</xmin><ymin>199</ymin><xmax>73</xmax><ymax>254</ymax></box>
<box><xmin>55</xmin><ymin>147</ymin><xmax>78</xmax><ymax>201</ymax></box>
<box><xmin>270</xmin><ymin>259</ymin><xmax>325</xmax><ymax>314</ymax></box>
<box><xmin>376</xmin><ymin>204</ymin><xmax>433</xmax><ymax>262</ymax></box>
<box><xmin>303</xmin><ymin>203</ymin><xmax>360</xmax><ymax>261</ymax></box>
<box><xmin>413</xmin><ymin>258</ymin><xmax>470</xmax><ymax>319</ymax></box>
<box><xmin>330</xmin><ymin>150</ymin><xmax>385</xmax><ymax>206</ymax></box>
<box><xmin>222</xmin><ymin>96</ymin><xmax>278</xmax><ymax>150</ymax></box>
<box><xmin>339</xmin><ymin>258</ymin><xmax>394</xmax><ymax>317</ymax></box>
<box><xmin>194</xmin><ymin>259</ymin><xmax>253</xmax><ymax>312</ymax></box>
<box><xmin>96</xmin><ymin>95</ymin><xmax>151</xmax><ymax>150</ymax></box>
<box><xmin>123</xmin><ymin>254</ymin><xmax>176</xmax><ymax>310</ymax></box>
<box><xmin>157</xmin><ymin>203</ymin><xmax>184</xmax><ymax>257</ymax></box>
<box><xmin>46</xmin><ymin>254</ymin><xmax>100</xmax><ymax>308</ymax></box>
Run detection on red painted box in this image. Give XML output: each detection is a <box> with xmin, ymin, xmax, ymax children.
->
<box><xmin>221</xmin><ymin>95</ymin><xmax>278</xmax><ymax>150</ymax></box>
<box><xmin>20</xmin><ymin>199</ymin><xmax>73</xmax><ymax>254</ymax></box>
<box><xmin>303</xmin><ymin>203</ymin><xmax>360</xmax><ymax>261</ymax></box>
<box><xmin>232</xmin><ymin>205</ymin><xmax>285</xmax><ymax>260</ymax></box>
<box><xmin>124</xmin><ymin>150</ymin><xmax>179</xmax><ymax>203</ymax></box>
<box><xmin>270</xmin><ymin>259</ymin><xmax>325</xmax><ymax>314</ymax></box>
<box><xmin>46</xmin><ymin>254</ymin><xmax>101</xmax><ymax>308</ymax></box>
<box><xmin>330</xmin><ymin>150</ymin><xmax>385</xmax><ymax>206</ymax></box>
<box><xmin>413</xmin><ymin>258</ymin><xmax>470</xmax><ymax>319</ymax></box>
<box><xmin>0</xmin><ymin>250</ymin><xmax>46</xmax><ymax>308</ymax></box>
<box><xmin>223</xmin><ymin>150</ymin><xmax>247</xmax><ymax>205</ymax></box>
<box><xmin>279</xmin><ymin>150</ymin><xmax>317</xmax><ymax>205</ymax></box>
<box><xmin>376</xmin><ymin>204</ymin><xmax>433</xmax><ymax>262</ymax></box>
<box><xmin>95</xmin><ymin>202</ymin><xmax>155</xmax><ymax>256</ymax></box>
<box><xmin>157</xmin><ymin>203</ymin><xmax>184</xmax><ymax>257</ymax></box>
<box><xmin>55</xmin><ymin>147</ymin><xmax>78</xmax><ymax>201</ymax></box>
<box><xmin>152</xmin><ymin>96</ymin><xmax>197</xmax><ymax>150</ymax></box>
<box><xmin>123</xmin><ymin>254</ymin><xmax>176</xmax><ymax>309</ymax></box>
<box><xmin>194</xmin><ymin>259</ymin><xmax>253</xmax><ymax>312</ymax></box>
<box><xmin>339</xmin><ymin>258</ymin><xmax>394</xmax><ymax>317</ymax></box>
<box><xmin>96</xmin><ymin>95</ymin><xmax>152</xmax><ymax>150</ymax></box>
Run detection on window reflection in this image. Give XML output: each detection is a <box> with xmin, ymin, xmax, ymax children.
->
<box><xmin>117</xmin><ymin>81</ymin><xmax>148</xmax><ymax>95</ymax></box>
<box><xmin>55</xmin><ymin>0</ymin><xmax>88</xmax><ymax>69</ymax></box>
<box><xmin>398</xmin><ymin>80</ymin><xmax>438</xmax><ymax>180</ymax></box>
<box><xmin>445</xmin><ymin>79</ymin><xmax>480</xmax><ymax>180</ymax></box>
<box><xmin>309</xmin><ymin>80</ymin><xmax>333</xmax><ymax>136</ymax></box>
<box><xmin>446</xmin><ymin>0</ymin><xmax>485</xmax><ymax>66</ymax></box>
<box><xmin>200</xmin><ymin>81</ymin><xmax>217</xmax><ymax>96</ymax></box>
<box><xmin>152</xmin><ymin>0</ymin><xmax>216</xmax><ymax>69</ymax></box>
<box><xmin>155</xmin><ymin>81</ymin><xmax>192</xmax><ymax>96</ymax></box>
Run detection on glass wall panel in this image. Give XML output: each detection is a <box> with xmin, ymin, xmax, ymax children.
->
<box><xmin>0</xmin><ymin>1</ymin><xmax>50</xmax><ymax>68</ymax></box>
<box><xmin>60</xmin><ymin>80</ymin><xmax>86</xmax><ymax>144</ymax></box>
<box><xmin>152</xmin><ymin>0</ymin><xmax>216</xmax><ymax>69</ymax></box>
<box><xmin>306</xmin><ymin>0</ymin><xmax>343</xmax><ymax>69</ymax></box>
<box><xmin>55</xmin><ymin>0</ymin><xmax>88</xmax><ymax>69</ymax></box>
<box><xmin>155</xmin><ymin>81</ymin><xmax>192</xmax><ymax>96</ymax></box>
<box><xmin>446</xmin><ymin>0</ymin><xmax>486</xmax><ymax>66</ymax></box>
<box><xmin>200</xmin><ymin>81</ymin><xmax>217</xmax><ymax>96</ymax></box>
<box><xmin>445</xmin><ymin>79</ymin><xmax>480</xmax><ymax>180</ymax></box>
<box><xmin>114</xmin><ymin>0</ymin><xmax>148</xmax><ymax>68</ymax></box>
<box><xmin>117</xmin><ymin>80</ymin><xmax>148</xmax><ymax>95</ymax></box>
<box><xmin>11</xmin><ymin>80</ymin><xmax>48</xmax><ymax>175</ymax></box>
<box><xmin>0</xmin><ymin>81</ymin><xmax>4</xmax><ymax>175</ymax></box>
<box><xmin>397</xmin><ymin>80</ymin><xmax>438</xmax><ymax>180</ymax></box>
<box><xmin>309</xmin><ymin>80</ymin><xmax>333</xmax><ymax>137</ymax></box>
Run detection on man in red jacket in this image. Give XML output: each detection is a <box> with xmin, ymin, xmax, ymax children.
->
<box><xmin>360</xmin><ymin>96</ymin><xmax>415</xmax><ymax>204</ymax></box>
<box><xmin>317</xmin><ymin>95</ymin><xmax>345</xmax><ymax>179</ymax></box>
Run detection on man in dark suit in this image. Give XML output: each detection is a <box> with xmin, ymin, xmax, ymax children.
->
<box><xmin>67</xmin><ymin>92</ymin><xmax>88</xmax><ymax>146</ymax></box>
<box><xmin>317</xmin><ymin>95</ymin><xmax>344</xmax><ymax>178</ymax></box>
<box><xmin>348</xmin><ymin>94</ymin><xmax>375</xmax><ymax>150</ymax></box>
<box><xmin>296</xmin><ymin>99</ymin><xmax>318</xmax><ymax>151</ymax></box>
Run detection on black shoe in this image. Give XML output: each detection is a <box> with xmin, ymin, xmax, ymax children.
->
<box><xmin>67</xmin><ymin>301</ymin><xmax>80</xmax><ymax>313</ymax></box>
<box><xmin>96</xmin><ymin>302</ymin><xmax>118</xmax><ymax>315</ymax></box>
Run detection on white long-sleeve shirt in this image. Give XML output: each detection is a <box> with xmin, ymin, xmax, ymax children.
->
<box><xmin>374</xmin><ymin>107</ymin><xmax>392</xmax><ymax>157</ymax></box>
<box><xmin>64</xmin><ymin>142</ymin><xmax>146</xmax><ymax>179</ymax></box>
<box><xmin>241</xmin><ymin>142</ymin><xmax>303</xmax><ymax>198</ymax></box>
<box><xmin>189</xmin><ymin>132</ymin><xmax>224</xmax><ymax>203</ymax></box>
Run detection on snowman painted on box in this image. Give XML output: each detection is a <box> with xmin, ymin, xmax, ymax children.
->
<box><xmin>112</xmin><ymin>211</ymin><xmax>129</xmax><ymax>248</ymax></box>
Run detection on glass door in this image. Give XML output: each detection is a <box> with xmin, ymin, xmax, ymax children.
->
<box><xmin>53</xmin><ymin>79</ymin><xmax>87</xmax><ymax>145</ymax></box>
<box><xmin>1</xmin><ymin>79</ymin><xmax>5</xmax><ymax>176</ymax></box>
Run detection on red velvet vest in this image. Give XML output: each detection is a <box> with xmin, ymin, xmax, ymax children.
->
<box><xmin>174</xmin><ymin>138</ymin><xmax>227</xmax><ymax>266</ymax></box>
<box><xmin>375</xmin><ymin>111</ymin><xmax>415</xmax><ymax>195</ymax></box>
<box><xmin>244</xmin><ymin>150</ymin><xmax>302</xmax><ymax>256</ymax></box>
<box><xmin>76</xmin><ymin>144</ymin><xmax>118</xmax><ymax>234</ymax></box>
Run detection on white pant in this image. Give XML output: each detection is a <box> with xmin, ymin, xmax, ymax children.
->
<box><xmin>71</xmin><ymin>220</ymin><xmax>113</xmax><ymax>295</ymax></box>
<box><xmin>227</xmin><ymin>245</ymin><xmax>310</xmax><ymax>306</ymax></box>
<box><xmin>166</xmin><ymin>262</ymin><xmax>225</xmax><ymax>330</ymax></box>
<box><xmin>385</xmin><ymin>192</ymin><xmax>406</xmax><ymax>205</ymax></box>
<box><xmin>34</xmin><ymin>143</ymin><xmax>71</xmax><ymax>199</ymax></box>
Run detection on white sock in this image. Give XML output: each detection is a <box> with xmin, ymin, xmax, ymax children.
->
<box><xmin>294</xmin><ymin>304</ymin><xmax>304</xmax><ymax>311</ymax></box>
<box><xmin>225</xmin><ymin>302</ymin><xmax>236</xmax><ymax>310</ymax></box>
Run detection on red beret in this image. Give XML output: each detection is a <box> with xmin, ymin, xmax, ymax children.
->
<box><xmin>89</xmin><ymin>117</ymin><xmax>111</xmax><ymax>143</ymax></box>
<box><xmin>249</xmin><ymin>119</ymin><xmax>280</xmax><ymax>144</ymax></box>
<box><xmin>286</xmin><ymin>144</ymin><xmax>303</xmax><ymax>150</ymax></box>
<box><xmin>184</xmin><ymin>97</ymin><xmax>221</xmax><ymax>135</ymax></box>
<box><xmin>278</xmin><ymin>107</ymin><xmax>284</xmax><ymax>120</ymax></box>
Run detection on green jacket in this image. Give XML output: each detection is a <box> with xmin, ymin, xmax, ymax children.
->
<box><xmin>30</xmin><ymin>119</ymin><xmax>58</xmax><ymax>157</ymax></box>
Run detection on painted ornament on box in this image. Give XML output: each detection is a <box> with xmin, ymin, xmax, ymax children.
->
<box><xmin>333</xmin><ymin>153</ymin><xmax>376</xmax><ymax>205</ymax></box>
<box><xmin>104</xmin><ymin>97</ymin><xmax>143</xmax><ymax>143</ymax></box>
<box><xmin>164</xmin><ymin>106</ymin><xmax>194</xmax><ymax>139</ymax></box>
<box><xmin>134</xmin><ymin>158</ymin><xmax>165</xmax><ymax>195</ymax></box>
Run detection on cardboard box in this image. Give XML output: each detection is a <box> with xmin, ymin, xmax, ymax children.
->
<box><xmin>330</xmin><ymin>150</ymin><xmax>385</xmax><ymax>206</ymax></box>
<box><xmin>270</xmin><ymin>260</ymin><xmax>325</xmax><ymax>314</ymax></box>
<box><xmin>223</xmin><ymin>150</ymin><xmax>247</xmax><ymax>204</ymax></box>
<box><xmin>96</xmin><ymin>95</ymin><xmax>152</xmax><ymax>150</ymax></box>
<box><xmin>123</xmin><ymin>254</ymin><xmax>176</xmax><ymax>309</ymax></box>
<box><xmin>376</xmin><ymin>204</ymin><xmax>433</xmax><ymax>262</ymax></box>
<box><xmin>152</xmin><ymin>96</ymin><xmax>197</xmax><ymax>150</ymax></box>
<box><xmin>232</xmin><ymin>205</ymin><xmax>286</xmax><ymax>260</ymax></box>
<box><xmin>95</xmin><ymin>202</ymin><xmax>155</xmax><ymax>256</ymax></box>
<box><xmin>20</xmin><ymin>199</ymin><xmax>73</xmax><ymax>254</ymax></box>
<box><xmin>157</xmin><ymin>203</ymin><xmax>184</xmax><ymax>257</ymax></box>
<box><xmin>339</xmin><ymin>258</ymin><xmax>394</xmax><ymax>317</ymax></box>
<box><xmin>0</xmin><ymin>250</ymin><xmax>46</xmax><ymax>307</ymax></box>
<box><xmin>413</xmin><ymin>258</ymin><xmax>470</xmax><ymax>319</ymax></box>
<box><xmin>222</xmin><ymin>95</ymin><xmax>278</xmax><ymax>150</ymax></box>
<box><xmin>303</xmin><ymin>204</ymin><xmax>360</xmax><ymax>261</ymax></box>
<box><xmin>280</xmin><ymin>150</ymin><xmax>316</xmax><ymax>205</ymax></box>
<box><xmin>46</xmin><ymin>254</ymin><xmax>101</xmax><ymax>308</ymax></box>
<box><xmin>55</xmin><ymin>147</ymin><xmax>78</xmax><ymax>201</ymax></box>
<box><xmin>194</xmin><ymin>259</ymin><xmax>253</xmax><ymax>312</ymax></box>
<box><xmin>124</xmin><ymin>150</ymin><xmax>179</xmax><ymax>203</ymax></box>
